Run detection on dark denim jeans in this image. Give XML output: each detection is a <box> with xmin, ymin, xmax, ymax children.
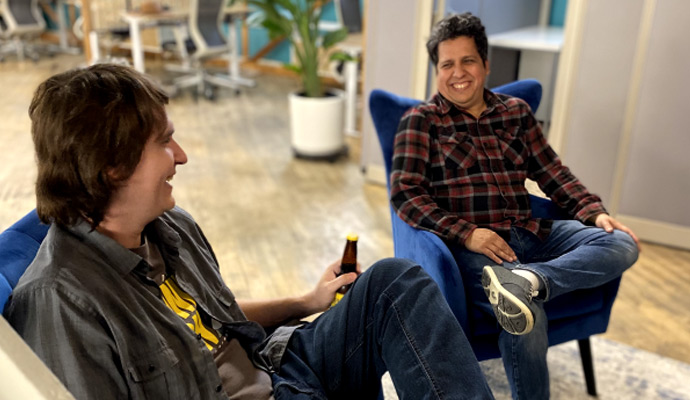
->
<box><xmin>449</xmin><ymin>220</ymin><xmax>639</xmax><ymax>400</ymax></box>
<box><xmin>272</xmin><ymin>258</ymin><xmax>494</xmax><ymax>400</ymax></box>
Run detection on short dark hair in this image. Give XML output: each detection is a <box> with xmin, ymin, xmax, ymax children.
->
<box><xmin>427</xmin><ymin>12</ymin><xmax>488</xmax><ymax>67</ymax></box>
<box><xmin>30</xmin><ymin>63</ymin><xmax>169</xmax><ymax>228</ymax></box>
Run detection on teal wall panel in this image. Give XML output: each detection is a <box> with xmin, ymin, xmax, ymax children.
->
<box><xmin>550</xmin><ymin>0</ymin><xmax>567</xmax><ymax>27</ymax></box>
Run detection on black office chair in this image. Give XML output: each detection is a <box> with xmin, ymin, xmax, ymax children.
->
<box><xmin>167</xmin><ymin>0</ymin><xmax>247</xmax><ymax>100</ymax></box>
<box><xmin>335</xmin><ymin>0</ymin><xmax>361</xmax><ymax>34</ymax></box>
<box><xmin>0</xmin><ymin>0</ymin><xmax>46</xmax><ymax>62</ymax></box>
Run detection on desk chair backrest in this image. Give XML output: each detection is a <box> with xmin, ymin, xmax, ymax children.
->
<box><xmin>188</xmin><ymin>0</ymin><xmax>228</xmax><ymax>59</ymax></box>
<box><xmin>334</xmin><ymin>0</ymin><xmax>362</xmax><ymax>34</ymax></box>
<box><xmin>0</xmin><ymin>210</ymin><xmax>49</xmax><ymax>313</ymax></box>
<box><xmin>1</xmin><ymin>0</ymin><xmax>45</xmax><ymax>36</ymax></box>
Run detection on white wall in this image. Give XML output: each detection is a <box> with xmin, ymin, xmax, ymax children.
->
<box><xmin>617</xmin><ymin>0</ymin><xmax>690</xmax><ymax>228</ymax></box>
<box><xmin>556</xmin><ymin>0</ymin><xmax>644</xmax><ymax>204</ymax></box>
<box><xmin>360</xmin><ymin>0</ymin><xmax>424</xmax><ymax>184</ymax></box>
<box><xmin>552</xmin><ymin>0</ymin><xmax>690</xmax><ymax>249</ymax></box>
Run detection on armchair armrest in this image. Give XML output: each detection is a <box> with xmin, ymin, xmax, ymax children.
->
<box><xmin>390</xmin><ymin>209</ymin><xmax>469</xmax><ymax>330</ymax></box>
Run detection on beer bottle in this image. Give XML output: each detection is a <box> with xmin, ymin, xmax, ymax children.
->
<box><xmin>330</xmin><ymin>233</ymin><xmax>358</xmax><ymax>307</ymax></box>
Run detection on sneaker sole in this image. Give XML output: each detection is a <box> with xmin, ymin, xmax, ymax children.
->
<box><xmin>482</xmin><ymin>267</ymin><xmax>534</xmax><ymax>335</ymax></box>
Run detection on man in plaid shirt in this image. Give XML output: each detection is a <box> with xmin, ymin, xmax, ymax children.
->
<box><xmin>390</xmin><ymin>13</ymin><xmax>640</xmax><ymax>400</ymax></box>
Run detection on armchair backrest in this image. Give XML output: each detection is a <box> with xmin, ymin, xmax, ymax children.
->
<box><xmin>0</xmin><ymin>210</ymin><xmax>49</xmax><ymax>312</ymax></box>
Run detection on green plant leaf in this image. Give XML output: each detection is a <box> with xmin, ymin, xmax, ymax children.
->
<box><xmin>284</xmin><ymin>63</ymin><xmax>302</xmax><ymax>74</ymax></box>
<box><xmin>329</xmin><ymin>51</ymin><xmax>357</xmax><ymax>62</ymax></box>
<box><xmin>322</xmin><ymin>28</ymin><xmax>348</xmax><ymax>49</ymax></box>
<box><xmin>261</xmin><ymin>18</ymin><xmax>292</xmax><ymax>38</ymax></box>
<box><xmin>249</xmin><ymin>0</ymin><xmax>346</xmax><ymax>97</ymax></box>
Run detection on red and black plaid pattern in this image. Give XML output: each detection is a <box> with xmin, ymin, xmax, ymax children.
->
<box><xmin>390</xmin><ymin>90</ymin><xmax>605</xmax><ymax>245</ymax></box>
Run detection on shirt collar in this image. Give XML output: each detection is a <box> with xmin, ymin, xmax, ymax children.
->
<box><xmin>68</xmin><ymin>214</ymin><xmax>182</xmax><ymax>277</ymax></box>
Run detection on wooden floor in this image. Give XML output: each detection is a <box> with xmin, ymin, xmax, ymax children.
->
<box><xmin>2</xmin><ymin>55</ymin><xmax>689</xmax><ymax>366</ymax></box>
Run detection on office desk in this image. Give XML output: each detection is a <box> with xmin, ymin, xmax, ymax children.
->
<box><xmin>489</xmin><ymin>25</ymin><xmax>563</xmax><ymax>124</ymax></box>
<box><xmin>121</xmin><ymin>5</ymin><xmax>253</xmax><ymax>87</ymax></box>
<box><xmin>489</xmin><ymin>25</ymin><xmax>563</xmax><ymax>52</ymax></box>
<box><xmin>120</xmin><ymin>9</ymin><xmax>187</xmax><ymax>73</ymax></box>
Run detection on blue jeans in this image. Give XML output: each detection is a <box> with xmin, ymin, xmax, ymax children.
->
<box><xmin>449</xmin><ymin>220</ymin><xmax>639</xmax><ymax>400</ymax></box>
<box><xmin>272</xmin><ymin>258</ymin><xmax>494</xmax><ymax>400</ymax></box>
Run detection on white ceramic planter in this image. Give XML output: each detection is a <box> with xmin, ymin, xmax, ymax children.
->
<box><xmin>288</xmin><ymin>89</ymin><xmax>345</xmax><ymax>158</ymax></box>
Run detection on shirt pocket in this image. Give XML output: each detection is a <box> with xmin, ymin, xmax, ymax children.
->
<box><xmin>496</xmin><ymin>126</ymin><xmax>528</xmax><ymax>169</ymax></box>
<box><xmin>127</xmin><ymin>346</ymin><xmax>193</xmax><ymax>399</ymax></box>
<box><xmin>438</xmin><ymin>134</ymin><xmax>477</xmax><ymax>170</ymax></box>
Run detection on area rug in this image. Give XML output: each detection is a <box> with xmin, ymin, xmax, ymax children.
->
<box><xmin>382</xmin><ymin>336</ymin><xmax>690</xmax><ymax>399</ymax></box>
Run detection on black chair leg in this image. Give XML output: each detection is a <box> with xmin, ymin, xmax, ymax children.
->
<box><xmin>578</xmin><ymin>338</ymin><xmax>597</xmax><ymax>396</ymax></box>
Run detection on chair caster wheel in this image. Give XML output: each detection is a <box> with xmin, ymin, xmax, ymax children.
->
<box><xmin>165</xmin><ymin>85</ymin><xmax>179</xmax><ymax>98</ymax></box>
<box><xmin>204</xmin><ymin>87</ymin><xmax>216</xmax><ymax>101</ymax></box>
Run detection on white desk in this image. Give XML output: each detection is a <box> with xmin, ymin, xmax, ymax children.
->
<box><xmin>120</xmin><ymin>9</ymin><xmax>187</xmax><ymax>73</ymax></box>
<box><xmin>121</xmin><ymin>5</ymin><xmax>253</xmax><ymax>87</ymax></box>
<box><xmin>488</xmin><ymin>26</ymin><xmax>563</xmax><ymax>124</ymax></box>
<box><xmin>488</xmin><ymin>25</ymin><xmax>563</xmax><ymax>52</ymax></box>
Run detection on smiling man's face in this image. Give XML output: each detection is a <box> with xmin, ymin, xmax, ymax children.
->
<box><xmin>107</xmin><ymin>117</ymin><xmax>188</xmax><ymax>225</ymax></box>
<box><xmin>436</xmin><ymin>36</ymin><xmax>490</xmax><ymax>118</ymax></box>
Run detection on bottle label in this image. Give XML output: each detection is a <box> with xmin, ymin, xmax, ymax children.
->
<box><xmin>330</xmin><ymin>292</ymin><xmax>345</xmax><ymax>308</ymax></box>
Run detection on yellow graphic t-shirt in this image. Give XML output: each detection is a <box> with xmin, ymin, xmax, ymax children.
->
<box><xmin>159</xmin><ymin>276</ymin><xmax>220</xmax><ymax>351</ymax></box>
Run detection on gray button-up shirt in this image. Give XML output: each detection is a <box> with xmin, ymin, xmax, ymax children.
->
<box><xmin>6</xmin><ymin>207</ymin><xmax>294</xmax><ymax>399</ymax></box>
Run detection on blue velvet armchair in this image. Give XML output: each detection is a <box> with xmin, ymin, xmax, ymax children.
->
<box><xmin>0</xmin><ymin>210</ymin><xmax>49</xmax><ymax>313</ymax></box>
<box><xmin>369</xmin><ymin>80</ymin><xmax>621</xmax><ymax>396</ymax></box>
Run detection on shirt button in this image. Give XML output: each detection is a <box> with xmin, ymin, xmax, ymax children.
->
<box><xmin>215</xmin><ymin>384</ymin><xmax>223</xmax><ymax>392</ymax></box>
<box><xmin>197</xmin><ymin>334</ymin><xmax>202</xmax><ymax>340</ymax></box>
<box><xmin>148</xmin><ymin>364</ymin><xmax>156</xmax><ymax>373</ymax></box>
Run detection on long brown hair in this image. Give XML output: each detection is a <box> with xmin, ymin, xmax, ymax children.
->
<box><xmin>30</xmin><ymin>63</ymin><xmax>169</xmax><ymax>228</ymax></box>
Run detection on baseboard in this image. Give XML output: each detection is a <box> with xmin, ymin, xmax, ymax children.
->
<box><xmin>364</xmin><ymin>164</ymin><xmax>387</xmax><ymax>186</ymax></box>
<box><xmin>617</xmin><ymin>214</ymin><xmax>690</xmax><ymax>250</ymax></box>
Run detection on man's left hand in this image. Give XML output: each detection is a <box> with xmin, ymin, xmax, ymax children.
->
<box><xmin>594</xmin><ymin>213</ymin><xmax>641</xmax><ymax>249</ymax></box>
<box><xmin>302</xmin><ymin>260</ymin><xmax>361</xmax><ymax>313</ymax></box>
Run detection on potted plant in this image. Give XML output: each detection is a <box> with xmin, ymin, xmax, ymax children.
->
<box><xmin>247</xmin><ymin>0</ymin><xmax>352</xmax><ymax>159</ymax></box>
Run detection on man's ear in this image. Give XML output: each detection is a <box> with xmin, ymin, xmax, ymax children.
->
<box><xmin>484</xmin><ymin>59</ymin><xmax>491</xmax><ymax>75</ymax></box>
<box><xmin>105</xmin><ymin>166</ymin><xmax>127</xmax><ymax>183</ymax></box>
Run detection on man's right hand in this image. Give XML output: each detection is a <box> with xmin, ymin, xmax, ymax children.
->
<box><xmin>465</xmin><ymin>228</ymin><xmax>517</xmax><ymax>264</ymax></box>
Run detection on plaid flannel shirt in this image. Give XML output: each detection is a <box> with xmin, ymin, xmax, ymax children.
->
<box><xmin>390</xmin><ymin>90</ymin><xmax>606</xmax><ymax>246</ymax></box>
